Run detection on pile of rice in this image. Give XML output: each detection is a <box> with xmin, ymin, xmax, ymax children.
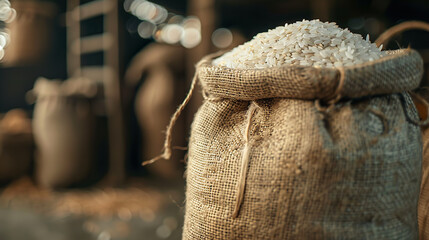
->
<box><xmin>213</xmin><ymin>19</ymin><xmax>386</xmax><ymax>69</ymax></box>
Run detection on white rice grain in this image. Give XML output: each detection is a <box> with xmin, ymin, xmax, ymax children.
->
<box><xmin>212</xmin><ymin>20</ymin><xmax>387</xmax><ymax>69</ymax></box>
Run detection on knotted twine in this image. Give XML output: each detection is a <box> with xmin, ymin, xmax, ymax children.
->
<box><xmin>141</xmin><ymin>59</ymin><xmax>206</xmax><ymax>166</ymax></box>
<box><xmin>142</xmin><ymin>51</ymin><xmax>227</xmax><ymax>166</ymax></box>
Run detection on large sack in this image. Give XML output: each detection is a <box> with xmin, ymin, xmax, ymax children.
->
<box><xmin>31</xmin><ymin>77</ymin><xmax>97</xmax><ymax>188</ymax></box>
<box><xmin>178</xmin><ymin>49</ymin><xmax>423</xmax><ymax>239</ymax></box>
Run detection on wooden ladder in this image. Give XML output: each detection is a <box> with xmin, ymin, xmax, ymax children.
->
<box><xmin>66</xmin><ymin>0</ymin><xmax>125</xmax><ymax>185</ymax></box>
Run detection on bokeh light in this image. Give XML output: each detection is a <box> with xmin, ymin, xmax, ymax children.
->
<box><xmin>211</xmin><ymin>28</ymin><xmax>233</xmax><ymax>49</ymax></box>
<box><xmin>167</xmin><ymin>15</ymin><xmax>184</xmax><ymax>25</ymax></box>
<box><xmin>137</xmin><ymin>21</ymin><xmax>156</xmax><ymax>39</ymax></box>
<box><xmin>161</xmin><ymin>24</ymin><xmax>183</xmax><ymax>44</ymax></box>
<box><xmin>0</xmin><ymin>0</ymin><xmax>13</xmax><ymax>61</ymax></box>
<box><xmin>123</xmin><ymin>0</ymin><xmax>134</xmax><ymax>12</ymax></box>
<box><xmin>0</xmin><ymin>0</ymin><xmax>14</xmax><ymax>23</ymax></box>
<box><xmin>128</xmin><ymin>0</ymin><xmax>168</xmax><ymax>24</ymax></box>
<box><xmin>125</xmin><ymin>0</ymin><xmax>202</xmax><ymax>48</ymax></box>
<box><xmin>180</xmin><ymin>28</ymin><xmax>201</xmax><ymax>49</ymax></box>
<box><xmin>135</xmin><ymin>2</ymin><xmax>157</xmax><ymax>21</ymax></box>
<box><xmin>182</xmin><ymin>16</ymin><xmax>201</xmax><ymax>31</ymax></box>
<box><xmin>151</xmin><ymin>5</ymin><xmax>168</xmax><ymax>24</ymax></box>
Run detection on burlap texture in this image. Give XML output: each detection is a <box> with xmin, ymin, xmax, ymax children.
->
<box><xmin>420</xmin><ymin>127</ymin><xmax>429</xmax><ymax>240</ymax></box>
<box><xmin>183</xmin><ymin>49</ymin><xmax>423</xmax><ymax>239</ymax></box>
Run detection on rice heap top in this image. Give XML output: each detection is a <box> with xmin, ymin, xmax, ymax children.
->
<box><xmin>213</xmin><ymin>19</ymin><xmax>386</xmax><ymax>69</ymax></box>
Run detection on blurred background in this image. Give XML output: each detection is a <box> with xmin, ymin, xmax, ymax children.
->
<box><xmin>0</xmin><ymin>0</ymin><xmax>428</xmax><ymax>239</ymax></box>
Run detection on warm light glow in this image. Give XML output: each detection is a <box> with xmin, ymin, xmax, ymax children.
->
<box><xmin>153</xmin><ymin>27</ymin><xmax>164</xmax><ymax>42</ymax></box>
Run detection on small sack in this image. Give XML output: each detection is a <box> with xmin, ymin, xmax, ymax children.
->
<box><xmin>0</xmin><ymin>109</ymin><xmax>33</xmax><ymax>183</ymax></box>
<box><xmin>31</xmin><ymin>77</ymin><xmax>97</xmax><ymax>188</ymax></box>
<box><xmin>176</xmin><ymin>49</ymin><xmax>423</xmax><ymax>239</ymax></box>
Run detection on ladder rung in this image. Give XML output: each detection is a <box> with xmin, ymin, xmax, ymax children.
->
<box><xmin>78</xmin><ymin>0</ymin><xmax>113</xmax><ymax>20</ymax></box>
<box><xmin>75</xmin><ymin>66</ymin><xmax>113</xmax><ymax>82</ymax></box>
<box><xmin>71</xmin><ymin>33</ymin><xmax>112</xmax><ymax>54</ymax></box>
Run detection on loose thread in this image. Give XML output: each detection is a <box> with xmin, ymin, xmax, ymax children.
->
<box><xmin>232</xmin><ymin>103</ymin><xmax>258</xmax><ymax>218</ymax></box>
<box><xmin>142</xmin><ymin>61</ymin><xmax>203</xmax><ymax>166</ymax></box>
<box><xmin>142</xmin><ymin>51</ymin><xmax>228</xmax><ymax>166</ymax></box>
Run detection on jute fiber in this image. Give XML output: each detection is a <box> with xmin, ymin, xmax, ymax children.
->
<box><xmin>182</xmin><ymin>49</ymin><xmax>423</xmax><ymax>239</ymax></box>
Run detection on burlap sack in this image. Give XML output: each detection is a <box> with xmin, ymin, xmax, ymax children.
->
<box><xmin>126</xmin><ymin>44</ymin><xmax>186</xmax><ymax>179</ymax></box>
<box><xmin>374</xmin><ymin>21</ymin><xmax>429</xmax><ymax>239</ymax></box>
<box><xmin>3</xmin><ymin>1</ymin><xmax>57</xmax><ymax>65</ymax></box>
<box><xmin>0</xmin><ymin>109</ymin><xmax>33</xmax><ymax>183</ymax></box>
<box><xmin>173</xmin><ymin>49</ymin><xmax>423</xmax><ymax>239</ymax></box>
<box><xmin>31</xmin><ymin>77</ymin><xmax>97</xmax><ymax>188</ymax></box>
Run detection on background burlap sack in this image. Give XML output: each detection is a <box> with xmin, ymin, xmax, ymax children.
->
<box><xmin>0</xmin><ymin>109</ymin><xmax>33</xmax><ymax>183</ymax></box>
<box><xmin>3</xmin><ymin>1</ymin><xmax>57</xmax><ymax>65</ymax></box>
<box><xmin>32</xmin><ymin>77</ymin><xmax>97</xmax><ymax>189</ymax></box>
<box><xmin>183</xmin><ymin>49</ymin><xmax>423</xmax><ymax>239</ymax></box>
<box><xmin>126</xmin><ymin>43</ymin><xmax>186</xmax><ymax>179</ymax></box>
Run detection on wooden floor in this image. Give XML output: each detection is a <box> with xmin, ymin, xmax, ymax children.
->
<box><xmin>0</xmin><ymin>177</ymin><xmax>184</xmax><ymax>240</ymax></box>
